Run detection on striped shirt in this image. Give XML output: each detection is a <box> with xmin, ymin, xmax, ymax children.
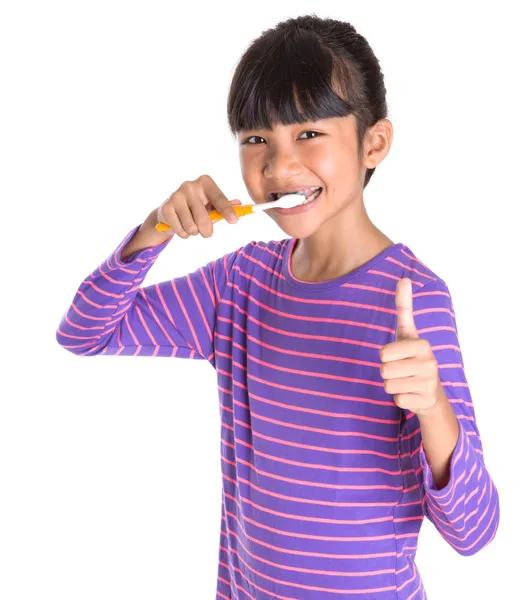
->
<box><xmin>56</xmin><ymin>225</ymin><xmax>500</xmax><ymax>599</ymax></box>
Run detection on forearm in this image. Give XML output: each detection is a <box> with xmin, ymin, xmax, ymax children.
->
<box><xmin>417</xmin><ymin>383</ymin><xmax>460</xmax><ymax>489</ymax></box>
<box><xmin>56</xmin><ymin>223</ymin><xmax>170</xmax><ymax>356</ymax></box>
<box><xmin>415</xmin><ymin>392</ymin><xmax>499</xmax><ymax>555</ymax></box>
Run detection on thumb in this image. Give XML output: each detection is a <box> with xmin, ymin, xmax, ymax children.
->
<box><xmin>395</xmin><ymin>278</ymin><xmax>419</xmax><ymax>340</ymax></box>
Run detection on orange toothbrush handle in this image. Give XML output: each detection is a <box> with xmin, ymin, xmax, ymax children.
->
<box><xmin>155</xmin><ymin>204</ymin><xmax>253</xmax><ymax>232</ymax></box>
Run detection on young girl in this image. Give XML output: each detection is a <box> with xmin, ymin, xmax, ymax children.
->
<box><xmin>56</xmin><ymin>14</ymin><xmax>499</xmax><ymax>600</ymax></box>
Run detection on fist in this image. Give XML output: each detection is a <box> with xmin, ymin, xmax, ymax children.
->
<box><xmin>156</xmin><ymin>174</ymin><xmax>242</xmax><ymax>239</ymax></box>
<box><xmin>379</xmin><ymin>278</ymin><xmax>443</xmax><ymax>415</ymax></box>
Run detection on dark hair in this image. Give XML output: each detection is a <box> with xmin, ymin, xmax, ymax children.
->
<box><xmin>227</xmin><ymin>14</ymin><xmax>389</xmax><ymax>189</ymax></box>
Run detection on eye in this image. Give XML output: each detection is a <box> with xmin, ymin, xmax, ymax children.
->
<box><xmin>242</xmin><ymin>135</ymin><xmax>266</xmax><ymax>145</ymax></box>
<box><xmin>242</xmin><ymin>131</ymin><xmax>322</xmax><ymax>145</ymax></box>
<box><xmin>298</xmin><ymin>131</ymin><xmax>322</xmax><ymax>140</ymax></box>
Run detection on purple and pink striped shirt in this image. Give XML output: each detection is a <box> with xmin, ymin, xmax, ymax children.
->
<box><xmin>56</xmin><ymin>225</ymin><xmax>499</xmax><ymax>599</ymax></box>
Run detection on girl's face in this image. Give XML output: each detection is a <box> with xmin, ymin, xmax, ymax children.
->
<box><xmin>238</xmin><ymin>114</ymin><xmax>390</xmax><ymax>239</ymax></box>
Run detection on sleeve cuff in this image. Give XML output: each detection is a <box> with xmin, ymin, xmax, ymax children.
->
<box><xmin>419</xmin><ymin>419</ymin><xmax>466</xmax><ymax>499</ymax></box>
<box><xmin>114</xmin><ymin>225</ymin><xmax>172</xmax><ymax>265</ymax></box>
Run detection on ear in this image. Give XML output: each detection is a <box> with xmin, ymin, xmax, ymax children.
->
<box><xmin>362</xmin><ymin>119</ymin><xmax>394</xmax><ymax>169</ymax></box>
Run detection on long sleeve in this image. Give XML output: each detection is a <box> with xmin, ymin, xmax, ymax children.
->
<box><xmin>56</xmin><ymin>224</ymin><xmax>240</xmax><ymax>363</ymax></box>
<box><xmin>400</xmin><ymin>278</ymin><xmax>500</xmax><ymax>556</ymax></box>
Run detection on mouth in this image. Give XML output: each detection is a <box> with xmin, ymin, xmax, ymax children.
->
<box><xmin>268</xmin><ymin>186</ymin><xmax>323</xmax><ymax>205</ymax></box>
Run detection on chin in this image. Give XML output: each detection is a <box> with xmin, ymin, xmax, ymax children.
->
<box><xmin>270</xmin><ymin>215</ymin><xmax>323</xmax><ymax>239</ymax></box>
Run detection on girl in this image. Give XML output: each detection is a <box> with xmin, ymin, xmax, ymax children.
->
<box><xmin>56</xmin><ymin>14</ymin><xmax>499</xmax><ymax>600</ymax></box>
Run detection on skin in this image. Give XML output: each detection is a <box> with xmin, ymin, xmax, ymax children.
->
<box><xmin>238</xmin><ymin>114</ymin><xmax>394</xmax><ymax>281</ymax></box>
<box><xmin>237</xmin><ymin>115</ymin><xmax>459</xmax><ymax>489</ymax></box>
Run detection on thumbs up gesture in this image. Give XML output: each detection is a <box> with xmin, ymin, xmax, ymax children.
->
<box><xmin>379</xmin><ymin>278</ymin><xmax>443</xmax><ymax>415</ymax></box>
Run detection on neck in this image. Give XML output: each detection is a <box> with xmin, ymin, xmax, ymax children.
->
<box><xmin>291</xmin><ymin>195</ymin><xmax>395</xmax><ymax>283</ymax></box>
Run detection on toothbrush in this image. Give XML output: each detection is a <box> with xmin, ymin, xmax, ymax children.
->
<box><xmin>155</xmin><ymin>193</ymin><xmax>307</xmax><ymax>232</ymax></box>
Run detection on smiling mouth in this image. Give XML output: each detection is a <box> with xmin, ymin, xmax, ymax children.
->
<box><xmin>269</xmin><ymin>186</ymin><xmax>322</xmax><ymax>205</ymax></box>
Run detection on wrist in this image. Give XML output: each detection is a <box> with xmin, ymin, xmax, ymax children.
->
<box><xmin>121</xmin><ymin>211</ymin><xmax>172</xmax><ymax>260</ymax></box>
<box><xmin>416</xmin><ymin>384</ymin><xmax>447</xmax><ymax>420</ymax></box>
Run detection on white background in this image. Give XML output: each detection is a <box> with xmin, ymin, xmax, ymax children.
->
<box><xmin>1</xmin><ymin>1</ymin><xmax>522</xmax><ymax>598</ymax></box>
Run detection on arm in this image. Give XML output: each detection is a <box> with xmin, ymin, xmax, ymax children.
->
<box><xmin>400</xmin><ymin>279</ymin><xmax>500</xmax><ymax>556</ymax></box>
<box><xmin>56</xmin><ymin>222</ymin><xmax>240</xmax><ymax>362</ymax></box>
<box><xmin>417</xmin><ymin>384</ymin><xmax>459</xmax><ymax>490</ymax></box>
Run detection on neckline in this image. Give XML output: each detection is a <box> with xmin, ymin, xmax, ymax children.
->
<box><xmin>282</xmin><ymin>237</ymin><xmax>405</xmax><ymax>291</ymax></box>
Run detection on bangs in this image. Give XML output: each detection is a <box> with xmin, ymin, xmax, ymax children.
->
<box><xmin>227</xmin><ymin>29</ymin><xmax>357</xmax><ymax>134</ymax></box>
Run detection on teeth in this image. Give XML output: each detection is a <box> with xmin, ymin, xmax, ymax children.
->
<box><xmin>300</xmin><ymin>188</ymin><xmax>322</xmax><ymax>204</ymax></box>
<box><xmin>275</xmin><ymin>186</ymin><xmax>320</xmax><ymax>200</ymax></box>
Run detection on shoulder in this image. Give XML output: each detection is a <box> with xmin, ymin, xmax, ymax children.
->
<box><xmin>392</xmin><ymin>244</ymin><xmax>449</xmax><ymax>293</ymax></box>
<box><xmin>393</xmin><ymin>245</ymin><xmax>461</xmax><ymax>334</ymax></box>
<box><xmin>212</xmin><ymin>237</ymin><xmax>290</xmax><ymax>284</ymax></box>
<box><xmin>231</xmin><ymin>237</ymin><xmax>290</xmax><ymax>269</ymax></box>
<box><xmin>237</xmin><ymin>237</ymin><xmax>289</xmax><ymax>259</ymax></box>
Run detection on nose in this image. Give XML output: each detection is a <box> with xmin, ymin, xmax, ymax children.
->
<box><xmin>263</xmin><ymin>146</ymin><xmax>302</xmax><ymax>179</ymax></box>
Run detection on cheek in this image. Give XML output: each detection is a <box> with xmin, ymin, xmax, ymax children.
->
<box><xmin>239</xmin><ymin>155</ymin><xmax>266</xmax><ymax>201</ymax></box>
<box><xmin>312</xmin><ymin>145</ymin><xmax>357</xmax><ymax>182</ymax></box>
<box><xmin>239</xmin><ymin>154</ymin><xmax>249</xmax><ymax>177</ymax></box>
<box><xmin>240</xmin><ymin>151</ymin><xmax>260</xmax><ymax>179</ymax></box>
<box><xmin>239</xmin><ymin>157</ymin><xmax>255</xmax><ymax>188</ymax></box>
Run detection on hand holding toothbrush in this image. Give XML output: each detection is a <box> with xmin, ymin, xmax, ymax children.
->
<box><xmin>120</xmin><ymin>175</ymin><xmax>306</xmax><ymax>260</ymax></box>
<box><xmin>155</xmin><ymin>174</ymin><xmax>306</xmax><ymax>236</ymax></box>
<box><xmin>155</xmin><ymin>174</ymin><xmax>243</xmax><ymax>239</ymax></box>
